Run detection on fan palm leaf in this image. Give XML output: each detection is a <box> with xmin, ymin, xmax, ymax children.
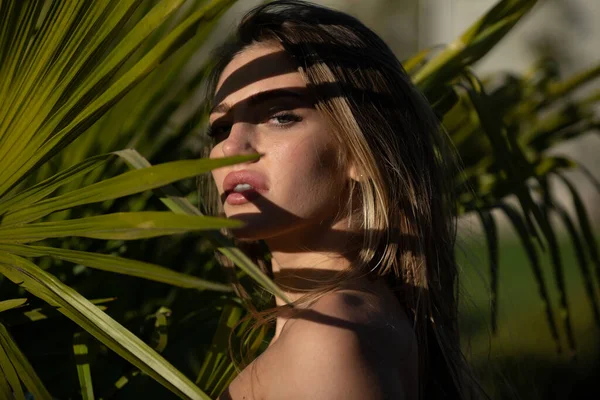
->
<box><xmin>0</xmin><ymin>1</ymin><xmax>276</xmax><ymax>398</ymax></box>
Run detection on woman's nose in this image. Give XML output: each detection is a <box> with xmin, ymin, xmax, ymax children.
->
<box><xmin>221</xmin><ymin>122</ymin><xmax>256</xmax><ymax>157</ymax></box>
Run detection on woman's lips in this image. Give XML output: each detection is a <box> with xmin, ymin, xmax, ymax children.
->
<box><xmin>226</xmin><ymin>190</ymin><xmax>259</xmax><ymax>205</ymax></box>
<box><xmin>222</xmin><ymin>170</ymin><xmax>268</xmax><ymax>206</ymax></box>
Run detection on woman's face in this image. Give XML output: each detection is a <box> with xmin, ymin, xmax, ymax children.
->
<box><xmin>209</xmin><ymin>44</ymin><xmax>351</xmax><ymax>241</ymax></box>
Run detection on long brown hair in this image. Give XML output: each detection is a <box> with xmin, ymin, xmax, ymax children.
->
<box><xmin>204</xmin><ymin>1</ymin><xmax>482</xmax><ymax>398</ymax></box>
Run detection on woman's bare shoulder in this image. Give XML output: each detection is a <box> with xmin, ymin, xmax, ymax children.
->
<box><xmin>287</xmin><ymin>289</ymin><xmax>411</xmax><ymax>336</ymax></box>
<box><xmin>285</xmin><ymin>289</ymin><xmax>418</xmax><ymax>364</ymax></box>
<box><xmin>221</xmin><ymin>289</ymin><xmax>417</xmax><ymax>400</ymax></box>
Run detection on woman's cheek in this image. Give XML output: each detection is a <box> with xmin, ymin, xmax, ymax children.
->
<box><xmin>285</xmin><ymin>157</ymin><xmax>343</xmax><ymax>218</ymax></box>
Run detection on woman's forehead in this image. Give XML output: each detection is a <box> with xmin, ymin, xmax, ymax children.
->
<box><xmin>213</xmin><ymin>45</ymin><xmax>306</xmax><ymax>109</ymax></box>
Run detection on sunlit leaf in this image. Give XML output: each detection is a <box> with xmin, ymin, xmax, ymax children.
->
<box><xmin>0</xmin><ymin>154</ymin><xmax>115</xmax><ymax>216</ymax></box>
<box><xmin>73</xmin><ymin>332</ymin><xmax>94</xmax><ymax>400</ymax></box>
<box><xmin>0</xmin><ymin>0</ymin><xmax>237</xmax><ymax>197</ymax></box>
<box><xmin>0</xmin><ymin>0</ymin><xmax>170</xmax><ymax>194</ymax></box>
<box><xmin>413</xmin><ymin>0</ymin><xmax>537</xmax><ymax>93</ymax></box>
<box><xmin>196</xmin><ymin>303</ymin><xmax>243</xmax><ymax>392</ymax></box>
<box><xmin>403</xmin><ymin>46</ymin><xmax>437</xmax><ymax>75</ymax></box>
<box><xmin>2</xmin><ymin>154</ymin><xmax>258</xmax><ymax>225</ymax></box>
<box><xmin>0</xmin><ymin>211</ymin><xmax>242</xmax><ymax>243</ymax></box>
<box><xmin>0</xmin><ymin>243</ymin><xmax>232</xmax><ymax>292</ymax></box>
<box><xmin>1</xmin><ymin>299</ymin><xmax>113</xmax><ymax>326</ymax></box>
<box><xmin>0</xmin><ymin>298</ymin><xmax>27</xmax><ymax>313</ymax></box>
<box><xmin>148</xmin><ymin>307</ymin><xmax>171</xmax><ymax>353</ymax></box>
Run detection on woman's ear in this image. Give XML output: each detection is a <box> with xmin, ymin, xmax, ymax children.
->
<box><xmin>348</xmin><ymin>163</ymin><xmax>363</xmax><ymax>182</ymax></box>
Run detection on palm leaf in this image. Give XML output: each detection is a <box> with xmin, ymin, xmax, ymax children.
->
<box><xmin>413</xmin><ymin>0</ymin><xmax>537</xmax><ymax>94</ymax></box>
<box><xmin>196</xmin><ymin>303</ymin><xmax>244</xmax><ymax>391</ymax></box>
<box><xmin>555</xmin><ymin>173</ymin><xmax>600</xmax><ymax>289</ymax></box>
<box><xmin>0</xmin><ymin>370</ymin><xmax>13</xmax><ymax>400</ymax></box>
<box><xmin>0</xmin><ymin>339</ymin><xmax>25</xmax><ymax>400</ymax></box>
<box><xmin>2</xmin><ymin>299</ymin><xmax>114</xmax><ymax>327</ymax></box>
<box><xmin>0</xmin><ymin>0</ymin><xmax>174</xmax><ymax>194</ymax></box>
<box><xmin>0</xmin><ymin>299</ymin><xmax>27</xmax><ymax>313</ymax></box>
<box><xmin>0</xmin><ymin>211</ymin><xmax>241</xmax><ymax>243</ymax></box>
<box><xmin>0</xmin><ymin>323</ymin><xmax>52</xmax><ymax>400</ymax></box>
<box><xmin>73</xmin><ymin>332</ymin><xmax>95</xmax><ymax>400</ymax></box>
<box><xmin>0</xmin><ymin>0</ymin><xmax>236</xmax><ymax>197</ymax></box>
<box><xmin>0</xmin><ymin>154</ymin><xmax>115</xmax><ymax>215</ymax></box>
<box><xmin>1</xmin><ymin>154</ymin><xmax>258</xmax><ymax>225</ymax></box>
<box><xmin>550</xmin><ymin>203</ymin><xmax>600</xmax><ymax>330</ymax></box>
<box><xmin>496</xmin><ymin>202</ymin><xmax>561</xmax><ymax>353</ymax></box>
<box><xmin>49</xmin><ymin>1</ymin><xmax>235</xmax><ymax>189</ymax></box>
<box><xmin>196</xmin><ymin>302</ymin><xmax>268</xmax><ymax>398</ymax></box>
<box><xmin>106</xmin><ymin>307</ymin><xmax>174</xmax><ymax>395</ymax></box>
<box><xmin>458</xmin><ymin>71</ymin><xmax>546</xmax><ymax>248</ymax></box>
<box><xmin>0</xmin><ymin>251</ymin><xmax>211</xmax><ymax>400</ymax></box>
<box><xmin>477</xmin><ymin>209</ymin><xmax>499</xmax><ymax>333</ymax></box>
<box><xmin>0</xmin><ymin>243</ymin><xmax>232</xmax><ymax>292</ymax></box>
<box><xmin>538</xmin><ymin>201</ymin><xmax>576</xmax><ymax>358</ymax></box>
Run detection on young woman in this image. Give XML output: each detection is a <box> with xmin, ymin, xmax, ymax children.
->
<box><xmin>206</xmin><ymin>1</ymin><xmax>480</xmax><ymax>398</ymax></box>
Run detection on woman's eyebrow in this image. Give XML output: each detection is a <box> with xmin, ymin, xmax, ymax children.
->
<box><xmin>209</xmin><ymin>88</ymin><xmax>311</xmax><ymax>115</ymax></box>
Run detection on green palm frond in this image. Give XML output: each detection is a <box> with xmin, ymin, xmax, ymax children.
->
<box><xmin>73</xmin><ymin>332</ymin><xmax>94</xmax><ymax>400</ymax></box>
<box><xmin>409</xmin><ymin>0</ymin><xmax>600</xmax><ymax>356</ymax></box>
<box><xmin>0</xmin><ymin>1</ymin><xmax>243</xmax><ymax>398</ymax></box>
<box><xmin>412</xmin><ymin>0</ymin><xmax>538</xmax><ymax>95</ymax></box>
<box><xmin>0</xmin><ymin>322</ymin><xmax>52</xmax><ymax>400</ymax></box>
<box><xmin>0</xmin><ymin>299</ymin><xmax>27</xmax><ymax>314</ymax></box>
<box><xmin>0</xmin><ymin>251</ymin><xmax>211</xmax><ymax>400</ymax></box>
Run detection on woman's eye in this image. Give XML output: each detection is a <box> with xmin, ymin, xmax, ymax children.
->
<box><xmin>270</xmin><ymin>112</ymin><xmax>302</xmax><ymax>126</ymax></box>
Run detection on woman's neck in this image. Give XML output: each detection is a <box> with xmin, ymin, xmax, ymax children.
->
<box><xmin>265</xmin><ymin>218</ymin><xmax>361</xmax><ymax>306</ymax></box>
<box><xmin>269</xmin><ymin>250</ymin><xmax>352</xmax><ymax>305</ymax></box>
